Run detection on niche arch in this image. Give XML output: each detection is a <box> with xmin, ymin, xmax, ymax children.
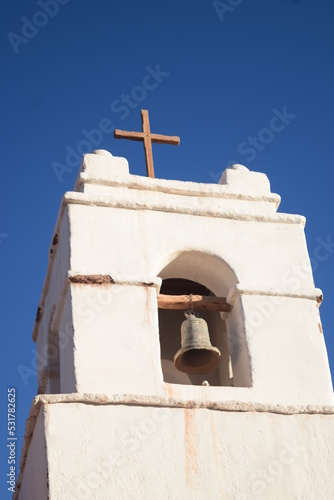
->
<box><xmin>156</xmin><ymin>250</ymin><xmax>251</xmax><ymax>387</ymax></box>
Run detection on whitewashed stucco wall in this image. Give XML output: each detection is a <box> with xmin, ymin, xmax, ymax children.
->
<box><xmin>16</xmin><ymin>151</ymin><xmax>334</xmax><ymax>499</ymax></box>
<box><xmin>42</xmin><ymin>402</ymin><xmax>334</xmax><ymax>500</ymax></box>
<box><xmin>40</xmin><ymin>152</ymin><xmax>330</xmax><ymax>405</ymax></box>
<box><xmin>17</xmin><ymin>411</ymin><xmax>47</xmax><ymax>500</ymax></box>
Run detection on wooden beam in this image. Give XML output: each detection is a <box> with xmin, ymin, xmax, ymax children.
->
<box><xmin>114</xmin><ymin>130</ymin><xmax>145</xmax><ymax>141</ymax></box>
<box><xmin>114</xmin><ymin>129</ymin><xmax>180</xmax><ymax>145</ymax></box>
<box><xmin>142</xmin><ymin>109</ymin><xmax>154</xmax><ymax>178</ymax></box>
<box><xmin>157</xmin><ymin>294</ymin><xmax>232</xmax><ymax>312</ymax></box>
<box><xmin>150</xmin><ymin>134</ymin><xmax>180</xmax><ymax>145</ymax></box>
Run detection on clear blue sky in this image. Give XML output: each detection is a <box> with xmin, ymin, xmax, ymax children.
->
<box><xmin>1</xmin><ymin>0</ymin><xmax>334</xmax><ymax>495</ymax></box>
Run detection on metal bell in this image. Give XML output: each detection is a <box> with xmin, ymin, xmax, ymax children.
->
<box><xmin>174</xmin><ymin>311</ymin><xmax>221</xmax><ymax>374</ymax></box>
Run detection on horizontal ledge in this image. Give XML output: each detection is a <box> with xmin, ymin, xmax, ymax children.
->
<box><xmin>34</xmin><ymin>393</ymin><xmax>334</xmax><ymax>415</ymax></box>
<box><xmin>69</xmin><ymin>274</ymin><xmax>115</xmax><ymax>285</ymax></box>
<box><xmin>78</xmin><ymin>172</ymin><xmax>280</xmax><ymax>205</ymax></box>
<box><xmin>158</xmin><ymin>294</ymin><xmax>232</xmax><ymax>312</ymax></box>
<box><xmin>64</xmin><ymin>192</ymin><xmax>303</xmax><ymax>225</ymax></box>
<box><xmin>68</xmin><ymin>272</ymin><xmax>162</xmax><ymax>291</ymax></box>
<box><xmin>227</xmin><ymin>284</ymin><xmax>323</xmax><ymax>305</ymax></box>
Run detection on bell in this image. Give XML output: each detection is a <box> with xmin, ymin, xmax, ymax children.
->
<box><xmin>174</xmin><ymin>311</ymin><xmax>221</xmax><ymax>374</ymax></box>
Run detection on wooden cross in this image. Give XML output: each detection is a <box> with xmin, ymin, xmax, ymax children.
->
<box><xmin>114</xmin><ymin>109</ymin><xmax>180</xmax><ymax>178</ymax></box>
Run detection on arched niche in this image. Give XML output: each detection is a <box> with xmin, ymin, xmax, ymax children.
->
<box><xmin>156</xmin><ymin>251</ymin><xmax>251</xmax><ymax>388</ymax></box>
<box><xmin>157</xmin><ymin>250</ymin><xmax>237</xmax><ymax>297</ymax></box>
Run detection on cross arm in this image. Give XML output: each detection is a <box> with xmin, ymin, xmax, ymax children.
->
<box><xmin>114</xmin><ymin>130</ymin><xmax>145</xmax><ymax>141</ymax></box>
<box><xmin>150</xmin><ymin>134</ymin><xmax>180</xmax><ymax>145</ymax></box>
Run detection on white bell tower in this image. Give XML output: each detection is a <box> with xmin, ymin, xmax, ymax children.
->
<box><xmin>16</xmin><ymin>149</ymin><xmax>334</xmax><ymax>499</ymax></box>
